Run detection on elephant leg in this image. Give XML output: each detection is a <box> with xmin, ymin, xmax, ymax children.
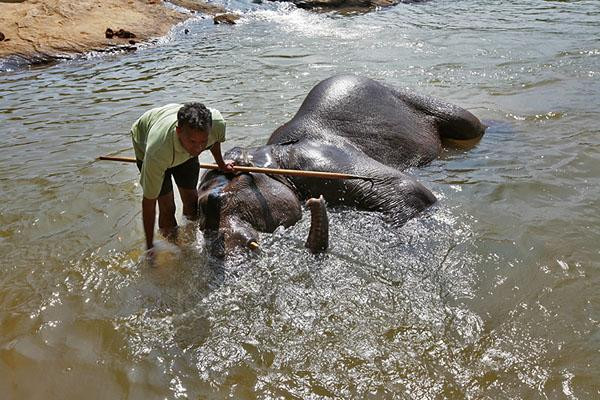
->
<box><xmin>276</xmin><ymin>140</ymin><xmax>437</xmax><ymax>227</ymax></box>
<box><xmin>305</xmin><ymin>195</ymin><xmax>329</xmax><ymax>253</ymax></box>
<box><xmin>341</xmin><ymin>174</ymin><xmax>436</xmax><ymax>226</ymax></box>
<box><xmin>393</xmin><ymin>88</ymin><xmax>486</xmax><ymax>142</ymax></box>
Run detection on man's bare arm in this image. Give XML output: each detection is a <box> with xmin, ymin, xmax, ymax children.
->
<box><xmin>210</xmin><ymin>142</ymin><xmax>234</xmax><ymax>172</ymax></box>
<box><xmin>142</xmin><ymin>197</ymin><xmax>157</xmax><ymax>250</ymax></box>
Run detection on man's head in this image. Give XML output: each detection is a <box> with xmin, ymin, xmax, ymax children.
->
<box><xmin>176</xmin><ymin>102</ymin><xmax>212</xmax><ymax>156</ymax></box>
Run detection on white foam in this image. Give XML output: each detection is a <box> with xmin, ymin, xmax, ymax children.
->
<box><xmin>146</xmin><ymin>240</ymin><xmax>182</xmax><ymax>268</ymax></box>
<box><xmin>243</xmin><ymin>3</ymin><xmax>382</xmax><ymax>40</ymax></box>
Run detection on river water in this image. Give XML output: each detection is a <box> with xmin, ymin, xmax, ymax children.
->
<box><xmin>1</xmin><ymin>0</ymin><xmax>599</xmax><ymax>398</ymax></box>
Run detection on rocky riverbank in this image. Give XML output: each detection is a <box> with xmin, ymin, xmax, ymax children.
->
<box><xmin>0</xmin><ymin>0</ymin><xmax>407</xmax><ymax>70</ymax></box>
<box><xmin>0</xmin><ymin>0</ymin><xmax>233</xmax><ymax>69</ymax></box>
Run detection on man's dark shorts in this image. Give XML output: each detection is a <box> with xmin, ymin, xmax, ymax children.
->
<box><xmin>136</xmin><ymin>157</ymin><xmax>200</xmax><ymax>197</ymax></box>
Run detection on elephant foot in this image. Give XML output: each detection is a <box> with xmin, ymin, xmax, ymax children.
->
<box><xmin>305</xmin><ymin>195</ymin><xmax>329</xmax><ymax>253</ymax></box>
<box><xmin>441</xmin><ymin>134</ymin><xmax>484</xmax><ymax>150</ymax></box>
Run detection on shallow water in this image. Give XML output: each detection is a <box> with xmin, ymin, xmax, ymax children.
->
<box><xmin>1</xmin><ymin>0</ymin><xmax>599</xmax><ymax>398</ymax></box>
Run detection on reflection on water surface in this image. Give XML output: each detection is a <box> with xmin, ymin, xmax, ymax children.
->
<box><xmin>1</xmin><ymin>1</ymin><xmax>599</xmax><ymax>398</ymax></box>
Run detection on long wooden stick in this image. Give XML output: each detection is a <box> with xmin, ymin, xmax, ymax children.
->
<box><xmin>97</xmin><ymin>155</ymin><xmax>373</xmax><ymax>181</ymax></box>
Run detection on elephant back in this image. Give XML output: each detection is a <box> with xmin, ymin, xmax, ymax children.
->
<box><xmin>268</xmin><ymin>75</ymin><xmax>445</xmax><ymax>170</ymax></box>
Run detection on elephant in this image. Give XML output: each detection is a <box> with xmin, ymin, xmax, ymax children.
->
<box><xmin>197</xmin><ymin>74</ymin><xmax>485</xmax><ymax>256</ymax></box>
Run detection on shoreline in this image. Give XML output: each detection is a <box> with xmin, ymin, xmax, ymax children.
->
<box><xmin>0</xmin><ymin>0</ymin><xmax>229</xmax><ymax>70</ymax></box>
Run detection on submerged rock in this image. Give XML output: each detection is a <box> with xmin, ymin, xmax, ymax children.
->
<box><xmin>213</xmin><ymin>14</ymin><xmax>240</xmax><ymax>25</ymax></box>
<box><xmin>268</xmin><ymin>0</ymin><xmax>425</xmax><ymax>13</ymax></box>
<box><xmin>168</xmin><ymin>0</ymin><xmax>228</xmax><ymax>15</ymax></box>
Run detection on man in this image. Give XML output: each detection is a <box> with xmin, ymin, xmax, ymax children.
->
<box><xmin>131</xmin><ymin>102</ymin><xmax>234</xmax><ymax>253</ymax></box>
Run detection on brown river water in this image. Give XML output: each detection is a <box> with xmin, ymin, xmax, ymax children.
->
<box><xmin>1</xmin><ymin>1</ymin><xmax>599</xmax><ymax>398</ymax></box>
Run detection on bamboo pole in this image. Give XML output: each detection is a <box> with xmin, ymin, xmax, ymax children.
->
<box><xmin>97</xmin><ymin>155</ymin><xmax>373</xmax><ymax>182</ymax></box>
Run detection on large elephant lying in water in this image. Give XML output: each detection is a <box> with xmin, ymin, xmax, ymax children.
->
<box><xmin>197</xmin><ymin>75</ymin><xmax>485</xmax><ymax>255</ymax></box>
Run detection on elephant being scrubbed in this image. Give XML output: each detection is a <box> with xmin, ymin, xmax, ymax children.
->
<box><xmin>197</xmin><ymin>75</ymin><xmax>485</xmax><ymax>255</ymax></box>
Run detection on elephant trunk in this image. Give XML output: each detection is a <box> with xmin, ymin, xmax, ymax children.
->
<box><xmin>305</xmin><ymin>195</ymin><xmax>329</xmax><ymax>253</ymax></box>
<box><xmin>212</xmin><ymin>216</ymin><xmax>260</xmax><ymax>257</ymax></box>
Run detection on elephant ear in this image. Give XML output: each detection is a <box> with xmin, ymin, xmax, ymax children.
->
<box><xmin>273</xmin><ymin>138</ymin><xmax>436</xmax><ymax>227</ymax></box>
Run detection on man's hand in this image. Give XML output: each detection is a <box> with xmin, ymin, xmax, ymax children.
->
<box><xmin>210</xmin><ymin>142</ymin><xmax>236</xmax><ymax>173</ymax></box>
<box><xmin>219</xmin><ymin>160</ymin><xmax>235</xmax><ymax>173</ymax></box>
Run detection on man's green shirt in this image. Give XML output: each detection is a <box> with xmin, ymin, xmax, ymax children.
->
<box><xmin>131</xmin><ymin>104</ymin><xmax>225</xmax><ymax>199</ymax></box>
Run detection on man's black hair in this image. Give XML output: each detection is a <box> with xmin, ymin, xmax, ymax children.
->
<box><xmin>177</xmin><ymin>102</ymin><xmax>212</xmax><ymax>132</ymax></box>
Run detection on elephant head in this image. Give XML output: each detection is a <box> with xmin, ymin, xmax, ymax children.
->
<box><xmin>197</xmin><ymin>146</ymin><xmax>329</xmax><ymax>256</ymax></box>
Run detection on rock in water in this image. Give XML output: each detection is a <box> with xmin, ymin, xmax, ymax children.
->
<box><xmin>267</xmin><ymin>0</ymin><xmax>417</xmax><ymax>12</ymax></box>
<box><xmin>213</xmin><ymin>14</ymin><xmax>239</xmax><ymax>25</ymax></box>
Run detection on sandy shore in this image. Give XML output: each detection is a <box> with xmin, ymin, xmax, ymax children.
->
<box><xmin>0</xmin><ymin>0</ymin><xmax>226</xmax><ymax>67</ymax></box>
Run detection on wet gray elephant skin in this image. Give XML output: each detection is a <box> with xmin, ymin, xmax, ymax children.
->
<box><xmin>197</xmin><ymin>74</ymin><xmax>486</xmax><ymax>255</ymax></box>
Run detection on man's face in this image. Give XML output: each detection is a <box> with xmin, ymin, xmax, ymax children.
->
<box><xmin>177</xmin><ymin>125</ymin><xmax>209</xmax><ymax>157</ymax></box>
